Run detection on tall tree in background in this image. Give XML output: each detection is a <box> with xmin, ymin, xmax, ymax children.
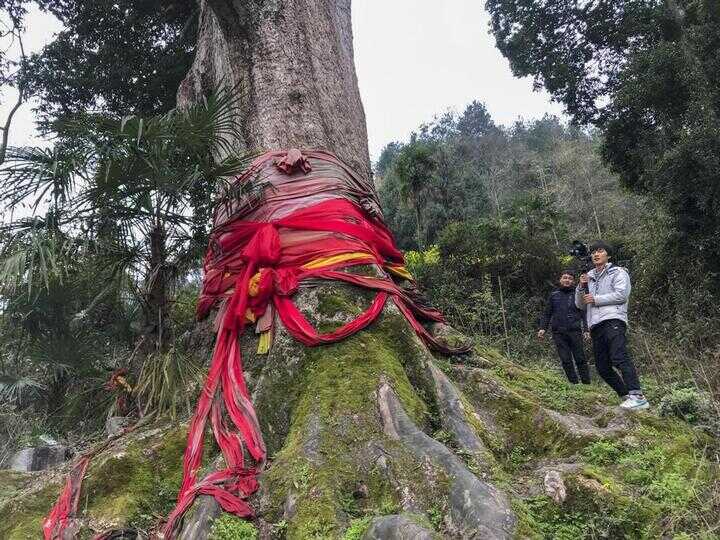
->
<box><xmin>0</xmin><ymin>0</ymin><xmax>196</xmax><ymax>128</ymax></box>
<box><xmin>486</xmin><ymin>0</ymin><xmax>720</xmax><ymax>288</ymax></box>
<box><xmin>393</xmin><ymin>141</ymin><xmax>437</xmax><ymax>248</ymax></box>
<box><xmin>0</xmin><ymin>0</ymin><xmax>28</xmax><ymax>165</ymax></box>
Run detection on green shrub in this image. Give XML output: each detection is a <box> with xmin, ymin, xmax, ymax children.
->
<box><xmin>582</xmin><ymin>440</ymin><xmax>623</xmax><ymax>466</ymax></box>
<box><xmin>646</xmin><ymin>472</ymin><xmax>694</xmax><ymax>507</ymax></box>
<box><xmin>209</xmin><ymin>514</ymin><xmax>258</xmax><ymax>540</ymax></box>
<box><xmin>657</xmin><ymin>386</ymin><xmax>713</xmax><ymax>425</ymax></box>
<box><xmin>343</xmin><ymin>516</ymin><xmax>372</xmax><ymax>540</ymax></box>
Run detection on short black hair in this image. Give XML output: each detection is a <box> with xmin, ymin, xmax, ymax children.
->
<box><xmin>559</xmin><ymin>269</ymin><xmax>575</xmax><ymax>279</ymax></box>
<box><xmin>589</xmin><ymin>240</ymin><xmax>612</xmax><ymax>255</ymax></box>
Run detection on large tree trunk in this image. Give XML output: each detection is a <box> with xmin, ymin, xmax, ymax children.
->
<box><xmin>177</xmin><ymin>0</ymin><xmax>371</xmax><ymax>180</ymax></box>
<box><xmin>176</xmin><ymin>2</ymin><xmax>515</xmax><ymax>538</ymax></box>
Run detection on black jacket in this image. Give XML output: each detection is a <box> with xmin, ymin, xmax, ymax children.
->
<box><xmin>539</xmin><ymin>287</ymin><xmax>587</xmax><ymax>333</ymax></box>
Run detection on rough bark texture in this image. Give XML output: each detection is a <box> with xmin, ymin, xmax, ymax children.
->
<box><xmin>177</xmin><ymin>0</ymin><xmax>371</xmax><ymax>180</ymax></box>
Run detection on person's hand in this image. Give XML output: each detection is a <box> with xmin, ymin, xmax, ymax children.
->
<box><xmin>583</xmin><ymin>331</ymin><xmax>591</xmax><ymax>342</ymax></box>
<box><xmin>537</xmin><ymin>329</ymin><xmax>546</xmax><ymax>340</ymax></box>
<box><xmin>582</xmin><ymin>293</ymin><xmax>595</xmax><ymax>305</ymax></box>
<box><xmin>579</xmin><ymin>273</ymin><xmax>589</xmax><ymax>286</ymax></box>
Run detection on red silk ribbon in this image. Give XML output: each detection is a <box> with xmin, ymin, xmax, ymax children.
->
<box><xmin>44</xmin><ymin>150</ymin><xmax>470</xmax><ymax>540</ymax></box>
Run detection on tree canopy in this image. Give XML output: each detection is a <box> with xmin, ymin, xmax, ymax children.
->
<box><xmin>7</xmin><ymin>0</ymin><xmax>195</xmax><ymax>126</ymax></box>
<box><xmin>486</xmin><ymin>0</ymin><xmax>720</xmax><ymax>287</ymax></box>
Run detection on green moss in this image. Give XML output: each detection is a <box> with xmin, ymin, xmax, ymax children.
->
<box><xmin>314</xmin><ymin>286</ymin><xmax>376</xmax><ymax>334</ymax></box>
<box><xmin>261</xmin><ymin>305</ymin><xmax>450</xmax><ymax>538</ymax></box>
<box><xmin>79</xmin><ymin>424</ymin><xmax>189</xmax><ymax>531</ymax></box>
<box><xmin>517</xmin><ymin>475</ymin><xmax>659</xmax><ymax>540</ymax></box>
<box><xmin>457</xmin><ymin>392</ymin><xmax>510</xmax><ymax>483</ymax></box>
<box><xmin>316</xmin><ymin>292</ymin><xmax>362</xmax><ymax>319</ymax></box>
<box><xmin>304</xmin><ymin>317</ymin><xmax>428</xmax><ymax>424</ymax></box>
<box><xmin>209</xmin><ymin>514</ymin><xmax>258</xmax><ymax>539</ymax></box>
<box><xmin>525</xmin><ymin>409</ymin><xmax>715</xmax><ymax>537</ymax></box>
<box><xmin>464</xmin><ymin>341</ymin><xmax>718</xmax><ymax>538</ymax></box>
<box><xmin>0</xmin><ymin>481</ymin><xmax>63</xmax><ymax>540</ymax></box>
<box><xmin>490</xmin><ymin>359</ymin><xmax>609</xmax><ymax>415</ymax></box>
<box><xmin>0</xmin><ymin>423</ymin><xmax>196</xmax><ymax>538</ymax></box>
<box><xmin>0</xmin><ymin>470</ymin><xmax>32</xmax><ymax>502</ymax></box>
<box><xmin>509</xmin><ymin>498</ymin><xmax>543</xmax><ymax>540</ymax></box>
<box><xmin>497</xmin><ymin>394</ymin><xmax>584</xmax><ymax>467</ymax></box>
<box><xmin>455</xmin><ymin>356</ymin><xmax>620</xmax><ymax>471</ymax></box>
<box><xmin>342</xmin><ymin>516</ymin><xmax>372</xmax><ymax>540</ymax></box>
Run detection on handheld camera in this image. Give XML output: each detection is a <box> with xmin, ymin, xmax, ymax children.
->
<box><xmin>569</xmin><ymin>240</ymin><xmax>592</xmax><ymax>293</ymax></box>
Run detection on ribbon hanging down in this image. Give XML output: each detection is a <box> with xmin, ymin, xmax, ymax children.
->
<box><xmin>44</xmin><ymin>149</ymin><xmax>470</xmax><ymax>540</ymax></box>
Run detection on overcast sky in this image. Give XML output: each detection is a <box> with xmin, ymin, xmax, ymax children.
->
<box><xmin>2</xmin><ymin>2</ymin><xmax>564</xmax><ymax>160</ymax></box>
<box><xmin>353</xmin><ymin>1</ymin><xmax>564</xmax><ymax>158</ymax></box>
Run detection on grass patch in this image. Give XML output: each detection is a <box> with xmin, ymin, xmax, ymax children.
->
<box><xmin>209</xmin><ymin>514</ymin><xmax>258</xmax><ymax>539</ymax></box>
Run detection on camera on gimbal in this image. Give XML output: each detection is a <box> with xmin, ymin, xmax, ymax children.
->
<box><xmin>569</xmin><ymin>240</ymin><xmax>592</xmax><ymax>293</ymax></box>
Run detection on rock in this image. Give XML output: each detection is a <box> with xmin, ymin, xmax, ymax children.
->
<box><xmin>362</xmin><ymin>514</ymin><xmax>436</xmax><ymax>540</ymax></box>
<box><xmin>576</xmin><ymin>475</ymin><xmax>610</xmax><ymax>495</ymax></box>
<box><xmin>9</xmin><ymin>445</ymin><xmax>70</xmax><ymax>472</ymax></box>
<box><xmin>106</xmin><ymin>416</ymin><xmax>132</xmax><ymax>437</ymax></box>
<box><xmin>282</xmin><ymin>492</ymin><xmax>298</xmax><ymax>520</ymax></box>
<box><xmin>353</xmin><ymin>482</ymin><xmax>369</xmax><ymax>499</ymax></box>
<box><xmin>544</xmin><ymin>470</ymin><xmax>567</xmax><ymax>503</ymax></box>
<box><xmin>38</xmin><ymin>434</ymin><xmax>59</xmax><ymax>445</ymax></box>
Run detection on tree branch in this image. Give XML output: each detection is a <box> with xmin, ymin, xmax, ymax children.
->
<box><xmin>0</xmin><ymin>32</ymin><xmax>26</xmax><ymax>166</ymax></box>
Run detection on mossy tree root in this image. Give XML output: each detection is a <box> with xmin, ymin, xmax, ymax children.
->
<box><xmin>377</xmin><ymin>382</ymin><xmax>515</xmax><ymax>539</ymax></box>
<box><xmin>175</xmin><ymin>279</ymin><xmax>518</xmax><ymax>539</ymax></box>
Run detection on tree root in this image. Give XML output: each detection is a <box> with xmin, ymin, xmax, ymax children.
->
<box><xmin>377</xmin><ymin>383</ymin><xmax>515</xmax><ymax>539</ymax></box>
<box><xmin>362</xmin><ymin>514</ymin><xmax>436</xmax><ymax>539</ymax></box>
<box><xmin>426</xmin><ymin>361</ymin><xmax>496</xmax><ymax>472</ymax></box>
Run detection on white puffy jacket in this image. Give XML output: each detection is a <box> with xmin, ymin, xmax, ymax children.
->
<box><xmin>575</xmin><ymin>263</ymin><xmax>630</xmax><ymax>330</ymax></box>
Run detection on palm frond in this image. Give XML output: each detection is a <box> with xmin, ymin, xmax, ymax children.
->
<box><xmin>0</xmin><ymin>145</ymin><xmax>89</xmax><ymax>210</ymax></box>
<box><xmin>168</xmin><ymin>84</ymin><xmax>245</xmax><ymax>158</ymax></box>
<box><xmin>0</xmin><ymin>374</ymin><xmax>46</xmax><ymax>405</ymax></box>
<box><xmin>0</xmin><ymin>220</ymin><xmax>77</xmax><ymax>295</ymax></box>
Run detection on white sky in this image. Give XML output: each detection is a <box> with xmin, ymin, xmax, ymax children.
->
<box><xmin>352</xmin><ymin>1</ymin><xmax>564</xmax><ymax>159</ymax></box>
<box><xmin>1</xmin><ymin>2</ymin><xmax>565</xmax><ymax>160</ymax></box>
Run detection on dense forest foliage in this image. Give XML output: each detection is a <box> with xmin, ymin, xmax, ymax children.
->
<box><xmin>377</xmin><ymin>102</ymin><xmax>719</xmax><ymax>415</ymax></box>
<box><xmin>0</xmin><ymin>94</ymin><xmax>244</xmax><ymax>461</ymax></box>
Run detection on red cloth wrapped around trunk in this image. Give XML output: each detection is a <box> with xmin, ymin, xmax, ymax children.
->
<box><xmin>44</xmin><ymin>149</ymin><xmax>470</xmax><ymax>540</ymax></box>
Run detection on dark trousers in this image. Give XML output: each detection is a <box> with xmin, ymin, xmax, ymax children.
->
<box><xmin>552</xmin><ymin>330</ymin><xmax>591</xmax><ymax>384</ymax></box>
<box><xmin>590</xmin><ymin>320</ymin><xmax>641</xmax><ymax>396</ymax></box>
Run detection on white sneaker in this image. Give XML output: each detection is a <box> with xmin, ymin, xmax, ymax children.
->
<box><xmin>620</xmin><ymin>395</ymin><xmax>650</xmax><ymax>411</ymax></box>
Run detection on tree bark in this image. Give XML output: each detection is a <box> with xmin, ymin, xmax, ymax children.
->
<box><xmin>177</xmin><ymin>0</ymin><xmax>370</xmax><ymax>180</ymax></box>
<box><xmin>142</xmin><ymin>223</ymin><xmax>168</xmax><ymax>354</ymax></box>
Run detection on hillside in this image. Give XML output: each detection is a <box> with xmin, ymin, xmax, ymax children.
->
<box><xmin>1</xmin><ymin>329</ymin><xmax>715</xmax><ymax>539</ymax></box>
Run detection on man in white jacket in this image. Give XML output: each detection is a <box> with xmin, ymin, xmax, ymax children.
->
<box><xmin>576</xmin><ymin>241</ymin><xmax>650</xmax><ymax>410</ymax></box>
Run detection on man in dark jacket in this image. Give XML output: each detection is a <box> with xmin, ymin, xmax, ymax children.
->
<box><xmin>538</xmin><ymin>270</ymin><xmax>591</xmax><ymax>384</ymax></box>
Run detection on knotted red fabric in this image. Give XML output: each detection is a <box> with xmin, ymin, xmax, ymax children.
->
<box><xmin>44</xmin><ymin>149</ymin><xmax>470</xmax><ymax>540</ymax></box>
